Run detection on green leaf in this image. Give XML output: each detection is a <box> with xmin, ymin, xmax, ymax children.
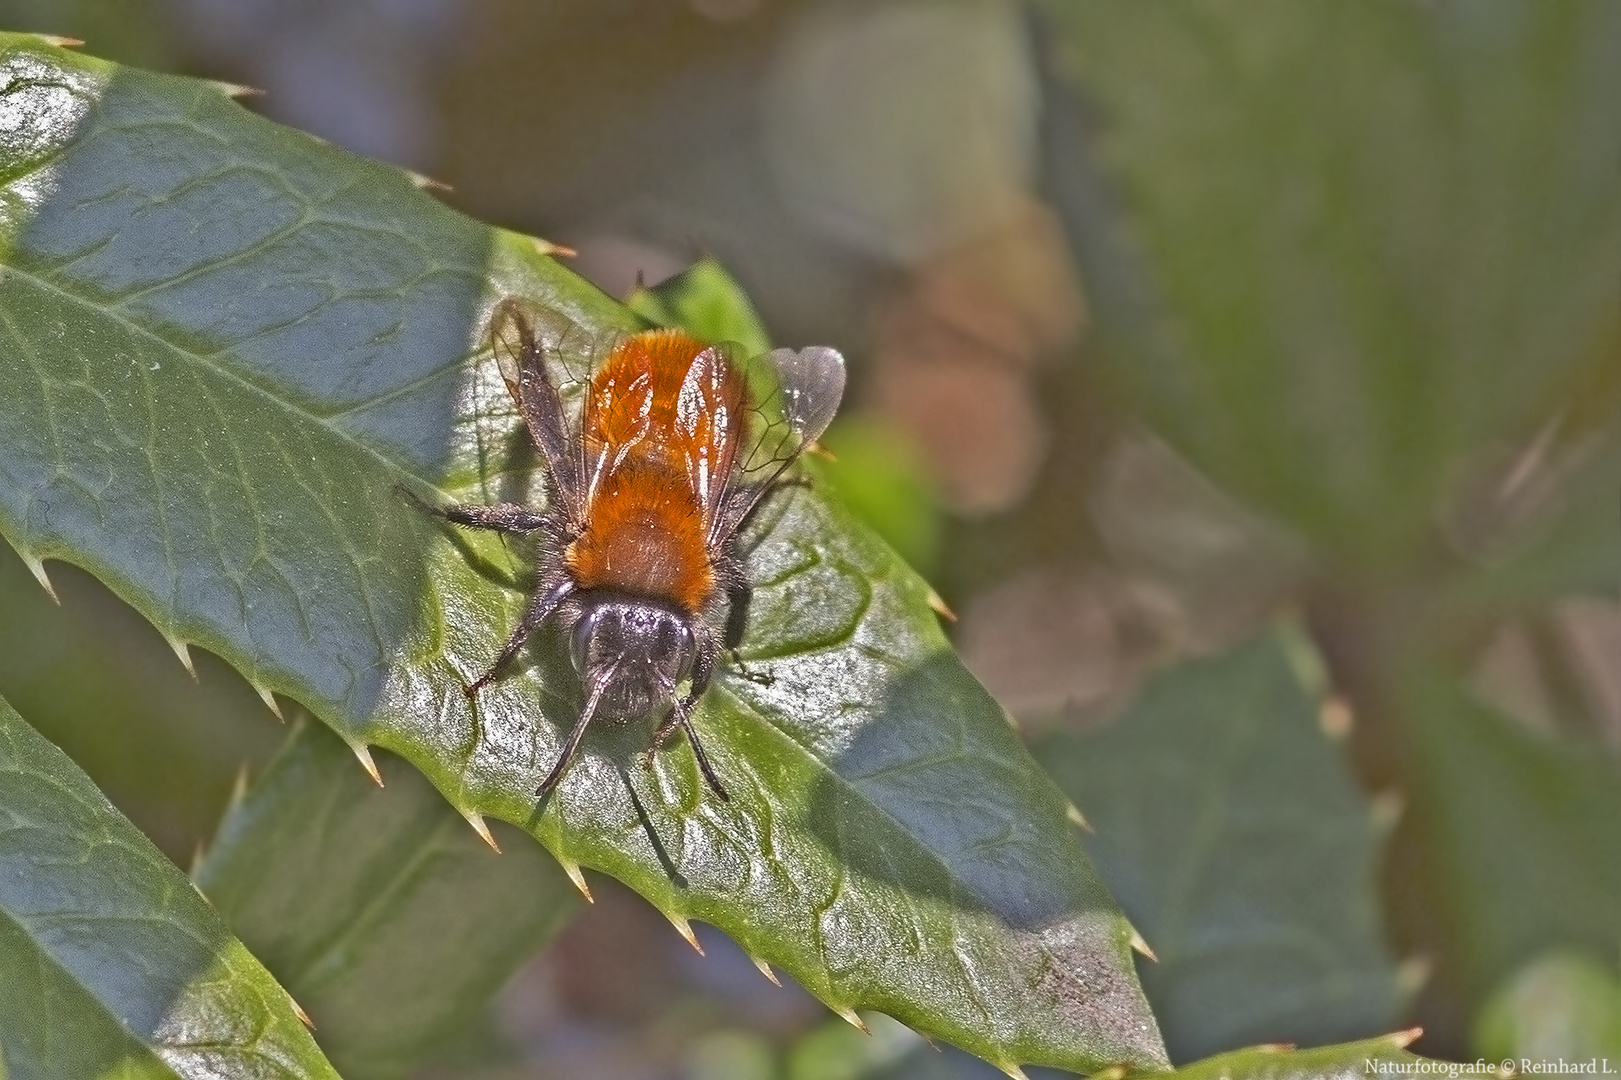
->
<box><xmin>0</xmin><ymin>692</ymin><xmax>337</xmax><ymax>1079</ymax></box>
<box><xmin>1042</xmin><ymin>1</ymin><xmax>1621</xmax><ymax>568</ymax></box>
<box><xmin>1473</xmin><ymin>951</ymin><xmax>1621</xmax><ymax>1065</ymax></box>
<box><xmin>626</xmin><ymin>254</ymin><xmax>773</xmax><ymax>360</ymax></box>
<box><xmin>192</xmin><ymin>719</ymin><xmax>577</xmax><ymax>1079</ymax></box>
<box><xmin>1034</xmin><ymin>628</ymin><xmax>1405</xmax><ymax>1062</ymax></box>
<box><xmin>0</xmin><ymin>36</ymin><xmax>1163</xmax><ymax>1074</ymax></box>
<box><xmin>1127</xmin><ymin>1034</ymin><xmax>1464</xmax><ymax>1080</ymax></box>
<box><xmin>1402</xmin><ymin>676</ymin><xmax>1621</xmax><ymax>1001</ymax></box>
<box><xmin>857</xmin><ymin>1033</ymin><xmax>1460</xmax><ymax>1080</ymax></box>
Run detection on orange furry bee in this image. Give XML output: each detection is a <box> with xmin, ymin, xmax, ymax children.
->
<box><xmin>410</xmin><ymin>298</ymin><xmax>845</xmax><ymax>801</ymax></box>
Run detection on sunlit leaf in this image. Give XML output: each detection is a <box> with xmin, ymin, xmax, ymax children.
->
<box><xmin>0</xmin><ymin>35</ymin><xmax>1163</xmax><ymax>1073</ymax></box>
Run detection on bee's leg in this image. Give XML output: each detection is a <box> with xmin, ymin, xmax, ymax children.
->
<box><xmin>711</xmin><ymin>566</ymin><xmax>774</xmax><ymax>687</ymax></box>
<box><xmin>465</xmin><ymin>578</ymin><xmax>573</xmax><ymax>697</ymax></box>
<box><xmin>396</xmin><ymin>483</ymin><xmax>548</xmax><ymax>533</ymax></box>
<box><xmin>642</xmin><ymin>635</ymin><xmax>730</xmax><ymax>801</ymax></box>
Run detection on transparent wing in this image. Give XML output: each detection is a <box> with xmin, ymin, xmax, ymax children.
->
<box><xmin>489</xmin><ymin>297</ymin><xmax>589</xmax><ymax>522</ymax></box>
<box><xmin>708</xmin><ymin>344</ymin><xmax>846</xmax><ymax>546</ymax></box>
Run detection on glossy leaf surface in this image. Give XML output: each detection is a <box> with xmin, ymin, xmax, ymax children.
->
<box><xmin>0</xmin><ymin>36</ymin><xmax>1163</xmax><ymax>1073</ymax></box>
<box><xmin>0</xmin><ymin>693</ymin><xmax>337</xmax><ymax>1079</ymax></box>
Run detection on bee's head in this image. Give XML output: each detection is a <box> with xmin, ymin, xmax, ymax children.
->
<box><xmin>569</xmin><ymin>595</ymin><xmax>696</xmax><ymax>718</ymax></box>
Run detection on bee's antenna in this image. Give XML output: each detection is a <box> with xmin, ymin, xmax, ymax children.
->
<box><xmin>537</xmin><ymin>676</ymin><xmax>612</xmax><ymax>797</ymax></box>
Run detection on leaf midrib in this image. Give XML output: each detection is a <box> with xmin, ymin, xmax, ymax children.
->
<box><xmin>4</xmin><ymin>241</ymin><xmax>465</xmax><ymax>491</ymax></box>
<box><xmin>0</xmin><ymin>905</ymin><xmax>188</xmax><ymax>1078</ymax></box>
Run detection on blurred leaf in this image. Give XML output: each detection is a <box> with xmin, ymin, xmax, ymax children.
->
<box><xmin>627</xmin><ymin>254</ymin><xmax>773</xmax><ymax>360</ymax></box>
<box><xmin>1403</xmin><ymin>676</ymin><xmax>1621</xmax><ymax>1000</ymax></box>
<box><xmin>193</xmin><ymin>719</ymin><xmax>577</xmax><ymax>1079</ymax></box>
<box><xmin>0</xmin><ymin>36</ymin><xmax>1164</xmax><ymax>1074</ymax></box>
<box><xmin>1123</xmin><ymin>1034</ymin><xmax>1459</xmax><ymax>1080</ymax></box>
<box><xmin>1473</xmin><ymin>951</ymin><xmax>1621</xmax><ymax>1065</ymax></box>
<box><xmin>1467</xmin><ymin>416</ymin><xmax>1621</xmax><ymax>606</ymax></box>
<box><xmin>817</xmin><ymin>417</ymin><xmax>942</xmax><ymax>576</ymax></box>
<box><xmin>0</xmin><ymin>539</ymin><xmax>283</xmax><ymax>865</ymax></box>
<box><xmin>867</xmin><ymin>1034</ymin><xmax>1461</xmax><ymax>1080</ymax></box>
<box><xmin>1043</xmin><ymin>0</ymin><xmax>1621</xmax><ymax>568</ymax></box>
<box><xmin>1035</xmin><ymin>628</ymin><xmax>1404</xmax><ymax>1061</ymax></box>
<box><xmin>0</xmin><ymin>693</ymin><xmax>336</xmax><ymax>1079</ymax></box>
<box><xmin>786</xmin><ymin>1014</ymin><xmax>922</xmax><ymax>1080</ymax></box>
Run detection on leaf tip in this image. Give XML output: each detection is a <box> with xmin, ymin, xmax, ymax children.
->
<box><xmin>212</xmin><ymin>81</ymin><xmax>262</xmax><ymax>99</ymax></box>
<box><xmin>832</xmin><ymin>1006</ymin><xmax>869</xmax><ymax>1035</ymax></box>
<box><xmin>19</xmin><ymin>551</ymin><xmax>58</xmax><ymax>603</ymax></box>
<box><xmin>1253</xmin><ymin>1042</ymin><xmax>1295</xmax><ymax>1054</ymax></box>
<box><xmin>228</xmin><ymin>762</ymin><xmax>251</xmax><ymax>813</ymax></box>
<box><xmin>1065</xmin><ymin>801</ymin><xmax>1092</xmax><ymax>832</ymax></box>
<box><xmin>995</xmin><ymin>1063</ymin><xmax>1030</xmax><ymax>1080</ymax></box>
<box><xmin>1092</xmin><ymin>1066</ymin><xmax>1130</xmax><ymax>1080</ymax></box>
<box><xmin>1129</xmin><ymin>928</ymin><xmax>1158</xmax><ymax>963</ymax></box>
<box><xmin>1386</xmin><ymin>1027</ymin><xmax>1422</xmax><ymax>1050</ymax></box>
<box><xmin>289</xmin><ymin>994</ymin><xmax>314</xmax><ymax>1030</ymax></box>
<box><xmin>1370</xmin><ymin>789</ymin><xmax>1405</xmax><ymax>833</ymax></box>
<box><xmin>461</xmin><ymin>809</ymin><xmax>501</xmax><ymax>852</ymax></box>
<box><xmin>407</xmin><ymin>170</ymin><xmax>453</xmax><ymax>193</ymax></box>
<box><xmin>36</xmin><ymin>34</ymin><xmax>84</xmax><ymax>48</ymax></box>
<box><xmin>748</xmin><ymin>954</ymin><xmax>782</xmax><ymax>986</ymax></box>
<box><xmin>163</xmin><ymin>632</ymin><xmax>197</xmax><ymax>679</ymax></box>
<box><xmin>349</xmin><ymin>741</ymin><xmax>384</xmax><ymax>787</ymax></box>
<box><xmin>1318</xmin><ymin>695</ymin><xmax>1354</xmax><ymax>739</ymax></box>
<box><xmin>926</xmin><ymin>587</ymin><xmax>957</xmax><ymax>621</ymax></box>
<box><xmin>188</xmin><ymin>842</ymin><xmax>207</xmax><ymax>879</ymax></box>
<box><xmin>532</xmin><ymin>235</ymin><xmax>578</xmax><ymax>259</ymax></box>
<box><xmin>665</xmin><ymin>911</ymin><xmax>704</xmax><ymax>954</ymax></box>
<box><xmin>251</xmin><ymin>681</ymin><xmax>284</xmax><ymax>721</ymax></box>
<box><xmin>1396</xmin><ymin>955</ymin><xmax>1433</xmax><ymax>998</ymax></box>
<box><xmin>559</xmin><ymin>858</ymin><xmax>594</xmax><ymax>902</ymax></box>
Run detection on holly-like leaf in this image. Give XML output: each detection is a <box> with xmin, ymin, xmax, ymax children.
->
<box><xmin>626</xmin><ymin>255</ymin><xmax>774</xmax><ymax>361</ymax></box>
<box><xmin>0</xmin><ymin>692</ymin><xmax>337</xmax><ymax>1079</ymax></box>
<box><xmin>0</xmin><ymin>36</ymin><xmax>1164</xmax><ymax>1073</ymax></box>
<box><xmin>193</xmin><ymin>719</ymin><xmax>578</xmax><ymax>1079</ymax></box>
<box><xmin>1035</xmin><ymin>628</ymin><xmax>1405</xmax><ymax>1062</ymax></box>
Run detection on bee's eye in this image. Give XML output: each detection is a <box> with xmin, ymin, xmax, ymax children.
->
<box><xmin>570</xmin><ymin>608</ymin><xmax>608</xmax><ymax>675</ymax></box>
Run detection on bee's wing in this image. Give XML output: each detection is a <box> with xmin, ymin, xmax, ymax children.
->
<box><xmin>705</xmin><ymin>343</ymin><xmax>846</xmax><ymax>547</ymax></box>
<box><xmin>489</xmin><ymin>298</ymin><xmax>586</xmax><ymax>522</ymax></box>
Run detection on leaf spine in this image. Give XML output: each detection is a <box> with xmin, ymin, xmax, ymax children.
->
<box><xmin>832</xmin><ymin>1006</ymin><xmax>869</xmax><ymax>1035</ymax></box>
<box><xmin>665</xmin><ymin>911</ymin><xmax>704</xmax><ymax>954</ymax></box>
<box><xmin>461</xmin><ymin>810</ymin><xmax>500</xmax><ymax>852</ymax></box>
<box><xmin>163</xmin><ymin>633</ymin><xmax>197</xmax><ymax>679</ymax></box>
<box><xmin>349</xmin><ymin>741</ymin><xmax>383</xmax><ymax>786</ymax></box>
<box><xmin>560</xmin><ymin>859</ymin><xmax>593</xmax><ymax>902</ymax></box>
<box><xmin>20</xmin><ymin>552</ymin><xmax>57</xmax><ymax>603</ymax></box>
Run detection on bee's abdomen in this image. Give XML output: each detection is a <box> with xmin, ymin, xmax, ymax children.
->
<box><xmin>565</xmin><ymin>458</ymin><xmax>715</xmax><ymax>614</ymax></box>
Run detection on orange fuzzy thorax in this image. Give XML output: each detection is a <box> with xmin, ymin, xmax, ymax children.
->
<box><xmin>564</xmin><ymin>329</ymin><xmax>748</xmax><ymax>614</ymax></box>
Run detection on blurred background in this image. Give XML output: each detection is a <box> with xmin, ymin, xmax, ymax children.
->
<box><xmin>0</xmin><ymin>0</ymin><xmax>1616</xmax><ymax>1077</ymax></box>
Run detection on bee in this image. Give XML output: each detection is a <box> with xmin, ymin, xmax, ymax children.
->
<box><xmin>409</xmin><ymin>298</ymin><xmax>845</xmax><ymax>801</ymax></box>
